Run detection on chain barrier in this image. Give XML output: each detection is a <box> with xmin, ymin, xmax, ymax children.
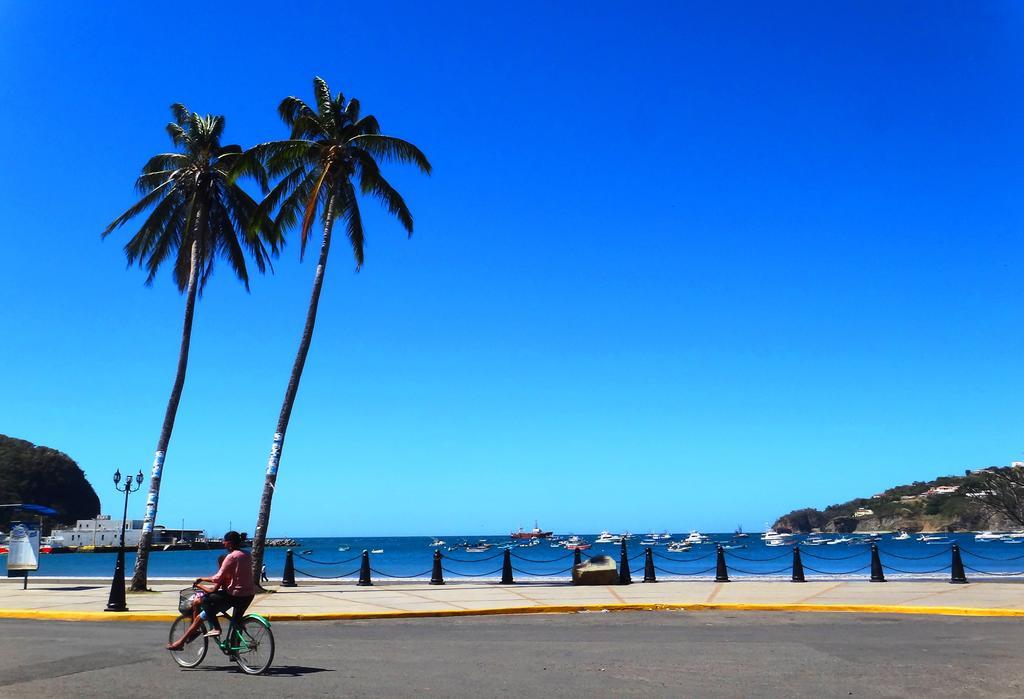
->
<box><xmin>960</xmin><ymin>547</ymin><xmax>1024</xmax><ymax>562</ymax></box>
<box><xmin>801</xmin><ymin>563</ymin><xmax>872</xmax><ymax>576</ymax></box>
<box><xmin>294</xmin><ymin>567</ymin><xmax>361</xmax><ymax>579</ymax></box>
<box><xmin>725</xmin><ymin>550</ymin><xmax>792</xmax><ymax>562</ymax></box>
<box><xmin>511</xmin><ymin>565</ymin><xmax>577</xmax><ymax>576</ymax></box>
<box><xmin>725</xmin><ymin>564</ymin><xmax>793</xmax><ymax>576</ymax></box>
<box><xmin>293</xmin><ymin>553</ymin><xmax>363</xmax><ymax>565</ymax></box>
<box><xmin>368</xmin><ymin>568</ymin><xmax>436</xmax><ymax>579</ymax></box>
<box><xmin>511</xmin><ymin>552</ymin><xmax>575</xmax><ymax>563</ymax></box>
<box><xmin>442</xmin><ymin>566</ymin><xmax>506</xmax><ymax>577</ymax></box>
<box><xmin>878</xmin><ymin>563</ymin><xmax>951</xmax><ymax>575</ymax></box>
<box><xmin>442</xmin><ymin>551</ymin><xmax>506</xmax><ymax>563</ymax></box>
<box><xmin>652</xmin><ymin>550</ymin><xmax>715</xmax><ymax>562</ymax></box>
<box><xmin>652</xmin><ymin>565</ymin><xmax>719</xmax><ymax>576</ymax></box>
<box><xmin>876</xmin><ymin>547</ymin><xmax>949</xmax><ymax>560</ymax></box>
<box><xmin>962</xmin><ymin>564</ymin><xmax>1024</xmax><ymax>576</ymax></box>
<box><xmin>798</xmin><ymin>549</ymin><xmax>868</xmax><ymax>561</ymax></box>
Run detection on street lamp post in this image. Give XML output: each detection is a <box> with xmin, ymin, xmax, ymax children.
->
<box><xmin>104</xmin><ymin>469</ymin><xmax>144</xmax><ymax>612</ymax></box>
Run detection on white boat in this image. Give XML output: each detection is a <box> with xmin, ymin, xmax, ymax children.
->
<box><xmin>667</xmin><ymin>541</ymin><xmax>692</xmax><ymax>553</ymax></box>
<box><xmin>761</xmin><ymin>529</ymin><xmax>793</xmax><ymax>543</ymax></box>
<box><xmin>917</xmin><ymin>534</ymin><xmax>945</xmax><ymax>542</ymax></box>
<box><xmin>684</xmin><ymin>531</ymin><xmax>710</xmax><ymax>545</ymax></box>
<box><xmin>370</xmin><ymin>549</ymin><xmax>384</xmax><ymax>554</ymax></box>
<box><xmin>429</xmin><ymin>538</ymin><xmax>446</xmax><ymax>547</ymax></box>
<box><xmin>891</xmin><ymin>531</ymin><xmax>910</xmax><ymax>541</ymax></box>
<box><xmin>826</xmin><ymin>536</ymin><xmax>852</xmax><ymax>545</ymax></box>
<box><xmin>974</xmin><ymin>531</ymin><xmax>1004</xmax><ymax>542</ymax></box>
<box><xmin>594</xmin><ymin>531</ymin><xmax>623</xmax><ymax>545</ymax></box>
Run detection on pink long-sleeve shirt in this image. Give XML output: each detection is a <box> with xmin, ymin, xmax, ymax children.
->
<box><xmin>210</xmin><ymin>549</ymin><xmax>255</xmax><ymax>597</ymax></box>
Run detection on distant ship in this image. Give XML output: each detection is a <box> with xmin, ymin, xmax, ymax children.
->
<box><xmin>510</xmin><ymin>522</ymin><xmax>552</xmax><ymax>540</ymax></box>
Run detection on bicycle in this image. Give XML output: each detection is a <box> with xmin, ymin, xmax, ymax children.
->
<box><xmin>168</xmin><ymin>586</ymin><xmax>275</xmax><ymax>675</ymax></box>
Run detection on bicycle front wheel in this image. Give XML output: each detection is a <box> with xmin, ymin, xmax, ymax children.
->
<box><xmin>234</xmin><ymin>616</ymin><xmax>275</xmax><ymax>675</ymax></box>
<box><xmin>168</xmin><ymin>615</ymin><xmax>208</xmax><ymax>668</ymax></box>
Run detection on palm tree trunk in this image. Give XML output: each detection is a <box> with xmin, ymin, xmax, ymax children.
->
<box><xmin>251</xmin><ymin>194</ymin><xmax>336</xmax><ymax>586</ymax></box>
<box><xmin>129</xmin><ymin>239</ymin><xmax>200</xmax><ymax>591</ymax></box>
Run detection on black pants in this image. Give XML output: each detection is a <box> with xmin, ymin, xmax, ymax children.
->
<box><xmin>202</xmin><ymin>592</ymin><xmax>254</xmax><ymax>633</ymax></box>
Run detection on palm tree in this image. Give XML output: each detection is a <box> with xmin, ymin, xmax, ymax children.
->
<box><xmin>247</xmin><ymin>77</ymin><xmax>430</xmax><ymax>582</ymax></box>
<box><xmin>103</xmin><ymin>104</ymin><xmax>277</xmax><ymax>590</ymax></box>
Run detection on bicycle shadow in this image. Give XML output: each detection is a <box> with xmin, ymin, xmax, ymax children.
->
<box><xmin>193</xmin><ymin>664</ymin><xmax>332</xmax><ymax>677</ymax></box>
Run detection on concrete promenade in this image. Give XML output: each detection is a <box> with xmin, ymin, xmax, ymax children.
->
<box><xmin>1</xmin><ymin>578</ymin><xmax>1023</xmax><ymax>621</ymax></box>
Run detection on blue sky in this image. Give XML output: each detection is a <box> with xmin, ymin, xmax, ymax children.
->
<box><xmin>1</xmin><ymin>2</ymin><xmax>1023</xmax><ymax>536</ymax></box>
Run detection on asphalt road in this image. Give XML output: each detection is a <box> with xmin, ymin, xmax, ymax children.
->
<box><xmin>0</xmin><ymin>612</ymin><xmax>1021</xmax><ymax>698</ymax></box>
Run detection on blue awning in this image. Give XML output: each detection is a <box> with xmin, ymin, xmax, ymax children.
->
<box><xmin>0</xmin><ymin>504</ymin><xmax>59</xmax><ymax>516</ymax></box>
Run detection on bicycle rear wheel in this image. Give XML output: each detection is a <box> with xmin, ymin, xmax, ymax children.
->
<box><xmin>233</xmin><ymin>616</ymin><xmax>275</xmax><ymax>675</ymax></box>
<box><xmin>168</xmin><ymin>615</ymin><xmax>208</xmax><ymax>668</ymax></box>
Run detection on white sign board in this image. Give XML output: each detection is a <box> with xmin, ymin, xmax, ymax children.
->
<box><xmin>7</xmin><ymin>522</ymin><xmax>40</xmax><ymax>572</ymax></box>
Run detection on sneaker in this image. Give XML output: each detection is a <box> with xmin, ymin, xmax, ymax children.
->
<box><xmin>203</xmin><ymin>629</ymin><xmax>221</xmax><ymax>638</ymax></box>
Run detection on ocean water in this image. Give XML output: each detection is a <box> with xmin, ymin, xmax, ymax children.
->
<box><xmin>7</xmin><ymin>532</ymin><xmax>1024</xmax><ymax>582</ymax></box>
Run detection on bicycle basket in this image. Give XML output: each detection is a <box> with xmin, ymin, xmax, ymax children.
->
<box><xmin>178</xmin><ymin>587</ymin><xmax>202</xmax><ymax>616</ymax></box>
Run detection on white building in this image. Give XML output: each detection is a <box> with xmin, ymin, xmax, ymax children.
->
<box><xmin>51</xmin><ymin>516</ymin><xmax>204</xmax><ymax>548</ymax></box>
<box><xmin>51</xmin><ymin>515</ymin><xmax>143</xmax><ymax>547</ymax></box>
<box><xmin>853</xmin><ymin>507</ymin><xmax>874</xmax><ymax>518</ymax></box>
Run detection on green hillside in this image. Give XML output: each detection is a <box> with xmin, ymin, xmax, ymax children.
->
<box><xmin>0</xmin><ymin>435</ymin><xmax>100</xmax><ymax>532</ymax></box>
<box><xmin>773</xmin><ymin>469</ymin><xmax>1013</xmax><ymax>533</ymax></box>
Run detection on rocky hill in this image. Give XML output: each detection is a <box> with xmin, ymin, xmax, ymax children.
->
<box><xmin>773</xmin><ymin>470</ymin><xmax>1014</xmax><ymax>533</ymax></box>
<box><xmin>0</xmin><ymin>435</ymin><xmax>100</xmax><ymax>532</ymax></box>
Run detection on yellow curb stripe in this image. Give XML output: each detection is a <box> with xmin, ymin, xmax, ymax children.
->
<box><xmin>2</xmin><ymin>602</ymin><xmax>1024</xmax><ymax>623</ymax></box>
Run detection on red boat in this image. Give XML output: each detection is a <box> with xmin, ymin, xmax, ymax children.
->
<box><xmin>564</xmin><ymin>543</ymin><xmax>591</xmax><ymax>551</ymax></box>
<box><xmin>510</xmin><ymin>524</ymin><xmax>552</xmax><ymax>540</ymax></box>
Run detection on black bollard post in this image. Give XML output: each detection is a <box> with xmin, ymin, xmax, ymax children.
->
<box><xmin>643</xmin><ymin>547</ymin><xmax>656</xmax><ymax>583</ymax></box>
<box><xmin>791</xmin><ymin>545</ymin><xmax>805</xmax><ymax>583</ymax></box>
<box><xmin>501</xmin><ymin>549</ymin><xmax>514</xmax><ymax>584</ymax></box>
<box><xmin>573</xmin><ymin>547</ymin><xmax>582</xmax><ymax>568</ymax></box>
<box><xmin>104</xmin><ymin>548</ymin><xmax>128</xmax><ymax>611</ymax></box>
<box><xmin>281</xmin><ymin>549</ymin><xmax>297</xmax><ymax>588</ymax></box>
<box><xmin>950</xmin><ymin>543</ymin><xmax>968</xmax><ymax>584</ymax></box>
<box><xmin>618</xmin><ymin>540</ymin><xmax>632</xmax><ymax>585</ymax></box>
<box><xmin>357</xmin><ymin>550</ymin><xmax>372</xmax><ymax>586</ymax></box>
<box><xmin>430</xmin><ymin>550</ymin><xmax>445</xmax><ymax>585</ymax></box>
<box><xmin>715</xmin><ymin>544</ymin><xmax>730</xmax><ymax>582</ymax></box>
<box><xmin>870</xmin><ymin>543</ymin><xmax>885</xmax><ymax>582</ymax></box>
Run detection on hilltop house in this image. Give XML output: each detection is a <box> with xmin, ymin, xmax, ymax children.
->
<box><xmin>924</xmin><ymin>485</ymin><xmax>959</xmax><ymax>496</ymax></box>
<box><xmin>853</xmin><ymin>507</ymin><xmax>874</xmax><ymax>518</ymax></box>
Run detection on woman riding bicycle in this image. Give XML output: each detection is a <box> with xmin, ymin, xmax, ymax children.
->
<box><xmin>167</xmin><ymin>531</ymin><xmax>254</xmax><ymax>650</ymax></box>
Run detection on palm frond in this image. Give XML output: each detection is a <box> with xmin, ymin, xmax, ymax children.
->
<box><xmin>349</xmin><ymin>135</ymin><xmax>431</xmax><ymax>174</ymax></box>
<box><xmin>354</xmin><ymin>151</ymin><xmax>413</xmax><ymax>233</ymax></box>
<box><xmin>299</xmin><ymin>163</ymin><xmax>332</xmax><ymax>257</ymax></box>
<box><xmin>340</xmin><ymin>182</ymin><xmax>365</xmax><ymax>269</ymax></box>
<box><xmin>170</xmin><ymin>103</ymin><xmax>190</xmax><ymax>126</ymax></box>
<box><xmin>352</xmin><ymin>115</ymin><xmax>380</xmax><ymax>136</ymax></box>
<box><xmin>312</xmin><ymin>77</ymin><xmax>334</xmax><ymax>121</ymax></box>
<box><xmin>103</xmin><ymin>181</ymin><xmax>175</xmax><ymax>237</ymax></box>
